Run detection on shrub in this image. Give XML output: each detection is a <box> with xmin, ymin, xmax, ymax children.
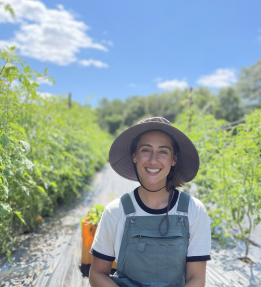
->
<box><xmin>0</xmin><ymin>48</ymin><xmax>112</xmax><ymax>262</ymax></box>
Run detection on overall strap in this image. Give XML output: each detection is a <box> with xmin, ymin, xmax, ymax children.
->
<box><xmin>177</xmin><ymin>191</ymin><xmax>191</xmax><ymax>213</ymax></box>
<box><xmin>120</xmin><ymin>193</ymin><xmax>136</xmax><ymax>215</ymax></box>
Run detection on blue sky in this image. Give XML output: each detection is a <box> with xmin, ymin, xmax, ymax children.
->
<box><xmin>0</xmin><ymin>0</ymin><xmax>261</xmax><ymax>106</ymax></box>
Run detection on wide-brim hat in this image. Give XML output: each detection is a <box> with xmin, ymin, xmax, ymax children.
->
<box><xmin>109</xmin><ymin>117</ymin><xmax>199</xmax><ymax>182</ymax></box>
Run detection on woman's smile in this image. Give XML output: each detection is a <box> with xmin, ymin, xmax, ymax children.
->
<box><xmin>145</xmin><ymin>167</ymin><xmax>162</xmax><ymax>175</ymax></box>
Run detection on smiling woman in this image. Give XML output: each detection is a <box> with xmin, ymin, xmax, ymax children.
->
<box><xmin>89</xmin><ymin>117</ymin><xmax>211</xmax><ymax>287</ymax></box>
<box><xmin>131</xmin><ymin>130</ymin><xmax>184</xmax><ymax>192</ymax></box>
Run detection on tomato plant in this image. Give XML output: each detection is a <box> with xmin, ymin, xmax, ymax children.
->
<box><xmin>0</xmin><ymin>48</ymin><xmax>112</xmax><ymax>262</ymax></box>
<box><xmin>176</xmin><ymin>110</ymin><xmax>261</xmax><ymax>259</ymax></box>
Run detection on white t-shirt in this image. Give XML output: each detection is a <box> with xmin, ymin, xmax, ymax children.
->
<box><xmin>91</xmin><ymin>188</ymin><xmax>211</xmax><ymax>262</ymax></box>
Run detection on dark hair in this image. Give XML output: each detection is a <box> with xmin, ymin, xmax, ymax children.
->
<box><xmin>130</xmin><ymin>130</ymin><xmax>184</xmax><ymax>189</ymax></box>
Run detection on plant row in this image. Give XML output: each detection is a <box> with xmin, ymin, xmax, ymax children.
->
<box><xmin>175</xmin><ymin>109</ymin><xmax>261</xmax><ymax>259</ymax></box>
<box><xmin>0</xmin><ymin>48</ymin><xmax>112</xmax><ymax>261</ymax></box>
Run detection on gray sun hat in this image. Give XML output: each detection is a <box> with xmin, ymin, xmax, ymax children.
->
<box><xmin>109</xmin><ymin>117</ymin><xmax>199</xmax><ymax>182</ymax></box>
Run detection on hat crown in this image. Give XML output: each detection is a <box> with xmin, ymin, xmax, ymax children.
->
<box><xmin>138</xmin><ymin>117</ymin><xmax>171</xmax><ymax>125</ymax></box>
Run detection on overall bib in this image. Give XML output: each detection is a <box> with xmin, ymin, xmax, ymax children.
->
<box><xmin>110</xmin><ymin>191</ymin><xmax>191</xmax><ymax>287</ymax></box>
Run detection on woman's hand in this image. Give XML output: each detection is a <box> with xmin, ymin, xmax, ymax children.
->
<box><xmin>184</xmin><ymin>261</ymin><xmax>206</xmax><ymax>287</ymax></box>
<box><xmin>89</xmin><ymin>257</ymin><xmax>119</xmax><ymax>287</ymax></box>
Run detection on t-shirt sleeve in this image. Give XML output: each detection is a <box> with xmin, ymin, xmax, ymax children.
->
<box><xmin>90</xmin><ymin>199</ymin><xmax>120</xmax><ymax>262</ymax></box>
<box><xmin>187</xmin><ymin>197</ymin><xmax>211</xmax><ymax>262</ymax></box>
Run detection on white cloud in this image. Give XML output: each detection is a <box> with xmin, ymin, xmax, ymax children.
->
<box><xmin>35</xmin><ymin>77</ymin><xmax>53</xmax><ymax>85</ymax></box>
<box><xmin>197</xmin><ymin>69</ymin><xmax>236</xmax><ymax>88</ymax></box>
<box><xmin>37</xmin><ymin>92</ymin><xmax>54</xmax><ymax>98</ymax></box>
<box><xmin>57</xmin><ymin>4</ymin><xmax>64</xmax><ymax>10</ymax></box>
<box><xmin>157</xmin><ymin>79</ymin><xmax>188</xmax><ymax>91</ymax></box>
<box><xmin>0</xmin><ymin>0</ymin><xmax>108</xmax><ymax>65</ymax></box>
<box><xmin>78</xmin><ymin>59</ymin><xmax>108</xmax><ymax>68</ymax></box>
<box><xmin>10</xmin><ymin>79</ymin><xmax>21</xmax><ymax>89</ymax></box>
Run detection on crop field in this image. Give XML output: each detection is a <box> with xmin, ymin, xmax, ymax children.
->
<box><xmin>0</xmin><ymin>48</ymin><xmax>261</xmax><ymax>286</ymax></box>
<box><xmin>0</xmin><ymin>49</ymin><xmax>112</xmax><ymax>262</ymax></box>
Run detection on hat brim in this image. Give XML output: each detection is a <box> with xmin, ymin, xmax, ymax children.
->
<box><xmin>109</xmin><ymin>122</ymin><xmax>199</xmax><ymax>182</ymax></box>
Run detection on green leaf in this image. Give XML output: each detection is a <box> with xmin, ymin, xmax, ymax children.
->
<box><xmin>23</xmin><ymin>66</ymin><xmax>30</xmax><ymax>73</ymax></box>
<box><xmin>32</xmin><ymin>82</ymin><xmax>39</xmax><ymax>88</ymax></box>
<box><xmin>44</xmin><ymin>67</ymin><xmax>48</xmax><ymax>75</ymax></box>
<box><xmin>38</xmin><ymin>186</ymin><xmax>46</xmax><ymax>194</ymax></box>
<box><xmin>7</xmin><ymin>251</ymin><xmax>12</xmax><ymax>264</ymax></box>
<box><xmin>31</xmin><ymin>90</ymin><xmax>36</xmax><ymax>99</ymax></box>
<box><xmin>0</xmin><ymin>202</ymin><xmax>11</xmax><ymax>220</ymax></box>
<box><xmin>82</xmin><ymin>204</ymin><xmax>105</xmax><ymax>226</ymax></box>
<box><xmin>10</xmin><ymin>46</ymin><xmax>15</xmax><ymax>51</ymax></box>
<box><xmin>15</xmin><ymin>211</ymin><xmax>25</xmax><ymax>224</ymax></box>
<box><xmin>2</xmin><ymin>185</ymin><xmax>9</xmax><ymax>198</ymax></box>
<box><xmin>22</xmin><ymin>186</ymin><xmax>30</xmax><ymax>196</ymax></box>
<box><xmin>4</xmin><ymin>4</ymin><xmax>15</xmax><ymax>18</ymax></box>
<box><xmin>1</xmin><ymin>134</ymin><xmax>9</xmax><ymax>147</ymax></box>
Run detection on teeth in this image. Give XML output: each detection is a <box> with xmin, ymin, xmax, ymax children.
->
<box><xmin>146</xmin><ymin>168</ymin><xmax>160</xmax><ymax>173</ymax></box>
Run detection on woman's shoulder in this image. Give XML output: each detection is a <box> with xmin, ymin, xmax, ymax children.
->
<box><xmin>103</xmin><ymin>190</ymin><xmax>135</xmax><ymax>221</ymax></box>
<box><xmin>106</xmin><ymin>190</ymin><xmax>135</xmax><ymax>210</ymax></box>
<box><xmin>186</xmin><ymin>194</ymin><xmax>209</xmax><ymax>224</ymax></box>
<box><xmin>105</xmin><ymin>196</ymin><xmax>121</xmax><ymax>212</ymax></box>
<box><xmin>103</xmin><ymin>197</ymin><xmax>122</xmax><ymax>221</ymax></box>
<box><xmin>188</xmin><ymin>195</ymin><xmax>207</xmax><ymax>211</ymax></box>
<box><xmin>177</xmin><ymin>191</ymin><xmax>206</xmax><ymax>213</ymax></box>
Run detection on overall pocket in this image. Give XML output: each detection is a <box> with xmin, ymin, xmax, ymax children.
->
<box><xmin>127</xmin><ymin>234</ymin><xmax>184</xmax><ymax>281</ymax></box>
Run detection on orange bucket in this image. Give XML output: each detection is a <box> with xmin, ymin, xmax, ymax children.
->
<box><xmin>81</xmin><ymin>219</ymin><xmax>117</xmax><ymax>269</ymax></box>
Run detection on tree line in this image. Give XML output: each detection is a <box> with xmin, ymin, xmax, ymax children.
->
<box><xmin>96</xmin><ymin>59</ymin><xmax>261</xmax><ymax>134</ymax></box>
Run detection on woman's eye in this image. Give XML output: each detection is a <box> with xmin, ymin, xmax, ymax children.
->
<box><xmin>160</xmin><ymin>150</ymin><xmax>168</xmax><ymax>154</ymax></box>
<box><xmin>141</xmin><ymin>149</ymin><xmax>150</xmax><ymax>152</ymax></box>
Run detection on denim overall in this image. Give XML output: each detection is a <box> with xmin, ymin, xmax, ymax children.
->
<box><xmin>110</xmin><ymin>191</ymin><xmax>191</xmax><ymax>287</ymax></box>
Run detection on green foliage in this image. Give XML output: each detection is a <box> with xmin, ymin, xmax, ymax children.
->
<box><xmin>96</xmin><ymin>84</ymin><xmax>248</xmax><ymax>135</ymax></box>
<box><xmin>215</xmin><ymin>87</ymin><xmax>244</xmax><ymax>122</ymax></box>
<box><xmin>0</xmin><ymin>48</ymin><xmax>112</xmax><ymax>261</ymax></box>
<box><xmin>104</xmin><ymin>114</ymin><xmax>123</xmax><ymax>134</ymax></box>
<box><xmin>175</xmin><ymin>110</ymin><xmax>261</xmax><ymax>258</ymax></box>
<box><xmin>0</xmin><ymin>2</ymin><xmax>15</xmax><ymax>18</ymax></box>
<box><xmin>96</xmin><ymin>90</ymin><xmax>192</xmax><ymax>135</ymax></box>
<box><xmin>192</xmin><ymin>87</ymin><xmax>217</xmax><ymax>115</ymax></box>
<box><xmin>237</xmin><ymin>59</ymin><xmax>261</xmax><ymax>110</ymax></box>
<box><xmin>123</xmin><ymin>96</ymin><xmax>147</xmax><ymax>126</ymax></box>
<box><xmin>96</xmin><ymin>98</ymin><xmax>125</xmax><ymax>131</ymax></box>
<box><xmin>81</xmin><ymin>204</ymin><xmax>104</xmax><ymax>227</ymax></box>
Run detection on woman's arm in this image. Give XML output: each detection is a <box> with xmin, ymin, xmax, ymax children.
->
<box><xmin>89</xmin><ymin>256</ymin><xmax>119</xmax><ymax>287</ymax></box>
<box><xmin>183</xmin><ymin>261</ymin><xmax>206</xmax><ymax>287</ymax></box>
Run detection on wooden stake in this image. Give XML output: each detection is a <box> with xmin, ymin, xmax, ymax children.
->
<box><xmin>68</xmin><ymin>92</ymin><xmax>72</xmax><ymax>109</ymax></box>
<box><xmin>188</xmin><ymin>87</ymin><xmax>193</xmax><ymax>131</ymax></box>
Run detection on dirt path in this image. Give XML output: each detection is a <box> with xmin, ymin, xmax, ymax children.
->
<box><xmin>0</xmin><ymin>164</ymin><xmax>260</xmax><ymax>286</ymax></box>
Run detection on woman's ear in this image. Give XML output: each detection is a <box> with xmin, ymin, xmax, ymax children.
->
<box><xmin>171</xmin><ymin>154</ymin><xmax>177</xmax><ymax>166</ymax></box>
<box><xmin>132</xmin><ymin>153</ymin><xmax>137</xmax><ymax>163</ymax></box>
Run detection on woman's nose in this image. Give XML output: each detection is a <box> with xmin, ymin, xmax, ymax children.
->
<box><xmin>149</xmin><ymin>151</ymin><xmax>158</xmax><ymax>164</ymax></box>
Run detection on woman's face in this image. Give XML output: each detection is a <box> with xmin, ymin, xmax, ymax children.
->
<box><xmin>132</xmin><ymin>131</ymin><xmax>177</xmax><ymax>188</ymax></box>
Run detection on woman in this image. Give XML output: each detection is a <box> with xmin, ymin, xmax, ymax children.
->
<box><xmin>89</xmin><ymin>117</ymin><xmax>211</xmax><ymax>287</ymax></box>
